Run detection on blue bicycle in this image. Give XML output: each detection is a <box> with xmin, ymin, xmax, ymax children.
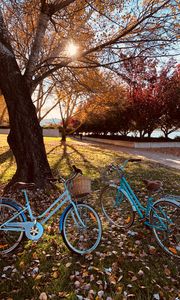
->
<box><xmin>100</xmin><ymin>159</ymin><xmax>180</xmax><ymax>258</ymax></box>
<box><xmin>0</xmin><ymin>166</ymin><xmax>102</xmax><ymax>255</ymax></box>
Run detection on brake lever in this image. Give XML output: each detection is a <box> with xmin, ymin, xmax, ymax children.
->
<box><xmin>72</xmin><ymin>165</ymin><xmax>83</xmax><ymax>175</ymax></box>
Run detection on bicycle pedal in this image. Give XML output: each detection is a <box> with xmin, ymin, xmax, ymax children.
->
<box><xmin>139</xmin><ymin>218</ymin><xmax>151</xmax><ymax>229</ymax></box>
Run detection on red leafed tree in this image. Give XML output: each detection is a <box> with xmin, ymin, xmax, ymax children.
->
<box><xmin>130</xmin><ymin>84</ymin><xmax>163</xmax><ymax>138</ymax></box>
<box><xmin>122</xmin><ymin>57</ymin><xmax>162</xmax><ymax>138</ymax></box>
<box><xmin>157</xmin><ymin>63</ymin><xmax>180</xmax><ymax>138</ymax></box>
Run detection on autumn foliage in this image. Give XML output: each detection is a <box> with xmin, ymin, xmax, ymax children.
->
<box><xmin>76</xmin><ymin>62</ymin><xmax>180</xmax><ymax>139</ymax></box>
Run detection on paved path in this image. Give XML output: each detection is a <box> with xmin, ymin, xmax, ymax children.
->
<box><xmin>72</xmin><ymin>138</ymin><xmax>180</xmax><ymax>170</ymax></box>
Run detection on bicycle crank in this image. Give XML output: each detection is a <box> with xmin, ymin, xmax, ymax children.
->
<box><xmin>25</xmin><ymin>222</ymin><xmax>44</xmax><ymax>240</ymax></box>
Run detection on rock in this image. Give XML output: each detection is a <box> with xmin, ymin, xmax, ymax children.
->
<box><xmin>66</xmin><ymin>262</ymin><xmax>72</xmax><ymax>268</ymax></box>
<box><xmin>104</xmin><ymin>267</ymin><xmax>112</xmax><ymax>274</ymax></box>
<box><xmin>118</xmin><ymin>275</ymin><xmax>123</xmax><ymax>282</ymax></box>
<box><xmin>90</xmin><ymin>274</ymin><xmax>95</xmax><ymax>281</ymax></box>
<box><xmin>148</xmin><ymin>245</ymin><xmax>156</xmax><ymax>254</ymax></box>
<box><xmin>127</xmin><ymin>230</ymin><xmax>138</xmax><ymax>236</ymax></box>
<box><xmin>52</xmin><ymin>271</ymin><xmax>59</xmax><ymax>279</ymax></box>
<box><xmin>153</xmin><ymin>293</ymin><xmax>160</xmax><ymax>300</ymax></box>
<box><xmin>39</xmin><ymin>292</ymin><xmax>48</xmax><ymax>300</ymax></box>
<box><xmin>35</xmin><ymin>274</ymin><xmax>43</xmax><ymax>280</ymax></box>
<box><xmin>19</xmin><ymin>261</ymin><xmax>25</xmax><ymax>269</ymax></box>
<box><xmin>138</xmin><ymin>270</ymin><xmax>144</xmax><ymax>276</ymax></box>
<box><xmin>3</xmin><ymin>266</ymin><xmax>13</xmax><ymax>272</ymax></box>
<box><xmin>96</xmin><ymin>280</ymin><xmax>103</xmax><ymax>285</ymax></box>
<box><xmin>12</xmin><ymin>268</ymin><xmax>18</xmax><ymax>273</ymax></box>
<box><xmin>77</xmin><ymin>296</ymin><xmax>83</xmax><ymax>300</ymax></box>
<box><xmin>32</xmin><ymin>267</ymin><xmax>39</xmax><ymax>275</ymax></box>
<box><xmin>75</xmin><ymin>271</ymin><xmax>80</xmax><ymax>276</ymax></box>
<box><xmin>164</xmin><ymin>267</ymin><xmax>171</xmax><ymax>276</ymax></box>
<box><xmin>98</xmin><ymin>290</ymin><xmax>104</xmax><ymax>298</ymax></box>
<box><xmin>83</xmin><ymin>283</ymin><xmax>91</xmax><ymax>290</ymax></box>
<box><xmin>127</xmin><ymin>294</ymin><xmax>135</xmax><ymax>298</ymax></box>
<box><xmin>88</xmin><ymin>289</ymin><xmax>95</xmax><ymax>296</ymax></box>
<box><xmin>131</xmin><ymin>276</ymin><xmax>137</xmax><ymax>282</ymax></box>
<box><xmin>74</xmin><ymin>281</ymin><xmax>81</xmax><ymax>288</ymax></box>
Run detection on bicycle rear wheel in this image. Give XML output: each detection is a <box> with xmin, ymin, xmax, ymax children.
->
<box><xmin>150</xmin><ymin>200</ymin><xmax>180</xmax><ymax>258</ymax></box>
<box><xmin>0</xmin><ymin>199</ymin><xmax>25</xmax><ymax>255</ymax></box>
<box><xmin>100</xmin><ymin>185</ymin><xmax>135</xmax><ymax>228</ymax></box>
<box><xmin>61</xmin><ymin>203</ymin><xmax>102</xmax><ymax>255</ymax></box>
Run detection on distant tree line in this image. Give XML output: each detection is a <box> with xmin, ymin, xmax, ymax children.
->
<box><xmin>76</xmin><ymin>61</ymin><xmax>180</xmax><ymax>139</ymax></box>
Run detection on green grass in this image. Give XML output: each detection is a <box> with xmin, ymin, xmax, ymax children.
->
<box><xmin>0</xmin><ymin>135</ymin><xmax>180</xmax><ymax>300</ymax></box>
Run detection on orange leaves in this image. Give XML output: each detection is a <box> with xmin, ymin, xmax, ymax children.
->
<box><xmin>168</xmin><ymin>247</ymin><xmax>177</xmax><ymax>255</ymax></box>
<box><xmin>0</xmin><ymin>244</ymin><xmax>8</xmax><ymax>249</ymax></box>
<box><xmin>125</xmin><ymin>216</ymin><xmax>131</xmax><ymax>224</ymax></box>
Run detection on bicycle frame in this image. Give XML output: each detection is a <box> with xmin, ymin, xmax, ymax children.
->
<box><xmin>1</xmin><ymin>185</ymin><xmax>85</xmax><ymax>235</ymax></box>
<box><xmin>113</xmin><ymin>175</ymin><xmax>173</xmax><ymax>230</ymax></box>
<box><xmin>103</xmin><ymin>160</ymin><xmax>180</xmax><ymax>258</ymax></box>
<box><xmin>117</xmin><ymin>175</ymin><xmax>148</xmax><ymax>218</ymax></box>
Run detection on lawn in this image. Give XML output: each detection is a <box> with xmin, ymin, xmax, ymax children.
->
<box><xmin>0</xmin><ymin>135</ymin><xmax>180</xmax><ymax>300</ymax></box>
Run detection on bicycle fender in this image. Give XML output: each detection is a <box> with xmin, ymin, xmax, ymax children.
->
<box><xmin>59</xmin><ymin>204</ymin><xmax>73</xmax><ymax>232</ymax></box>
<box><xmin>153</xmin><ymin>198</ymin><xmax>180</xmax><ymax>208</ymax></box>
<box><xmin>0</xmin><ymin>198</ymin><xmax>27</xmax><ymax>221</ymax></box>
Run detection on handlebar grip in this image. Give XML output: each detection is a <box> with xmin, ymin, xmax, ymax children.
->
<box><xmin>129</xmin><ymin>159</ymin><xmax>142</xmax><ymax>162</ymax></box>
<box><xmin>72</xmin><ymin>165</ymin><xmax>83</xmax><ymax>175</ymax></box>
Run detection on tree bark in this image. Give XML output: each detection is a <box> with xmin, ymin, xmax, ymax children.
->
<box><xmin>0</xmin><ymin>12</ymin><xmax>52</xmax><ymax>188</ymax></box>
<box><xmin>60</xmin><ymin>127</ymin><xmax>67</xmax><ymax>142</ymax></box>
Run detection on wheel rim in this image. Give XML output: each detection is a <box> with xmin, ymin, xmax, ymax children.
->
<box><xmin>0</xmin><ymin>204</ymin><xmax>24</xmax><ymax>254</ymax></box>
<box><xmin>63</xmin><ymin>204</ymin><xmax>101</xmax><ymax>254</ymax></box>
<box><xmin>100</xmin><ymin>185</ymin><xmax>134</xmax><ymax>228</ymax></box>
<box><xmin>151</xmin><ymin>201</ymin><xmax>180</xmax><ymax>258</ymax></box>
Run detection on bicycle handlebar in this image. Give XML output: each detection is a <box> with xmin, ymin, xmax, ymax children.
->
<box><xmin>107</xmin><ymin>158</ymin><xmax>142</xmax><ymax>173</ymax></box>
<box><xmin>48</xmin><ymin>165</ymin><xmax>83</xmax><ymax>184</ymax></box>
<box><xmin>128</xmin><ymin>158</ymin><xmax>142</xmax><ymax>162</ymax></box>
<box><xmin>72</xmin><ymin>165</ymin><xmax>83</xmax><ymax>175</ymax></box>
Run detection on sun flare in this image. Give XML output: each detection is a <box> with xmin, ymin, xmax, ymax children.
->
<box><xmin>66</xmin><ymin>41</ymin><xmax>79</xmax><ymax>57</ymax></box>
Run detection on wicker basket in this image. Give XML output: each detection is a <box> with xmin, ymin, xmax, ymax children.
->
<box><xmin>70</xmin><ymin>175</ymin><xmax>91</xmax><ymax>196</ymax></box>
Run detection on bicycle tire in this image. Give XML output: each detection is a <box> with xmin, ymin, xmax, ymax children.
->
<box><xmin>150</xmin><ymin>199</ymin><xmax>180</xmax><ymax>258</ymax></box>
<box><xmin>0</xmin><ymin>199</ymin><xmax>26</xmax><ymax>255</ymax></box>
<box><xmin>61</xmin><ymin>203</ymin><xmax>102</xmax><ymax>255</ymax></box>
<box><xmin>100</xmin><ymin>185</ymin><xmax>135</xmax><ymax>229</ymax></box>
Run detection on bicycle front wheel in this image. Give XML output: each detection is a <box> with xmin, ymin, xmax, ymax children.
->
<box><xmin>61</xmin><ymin>203</ymin><xmax>102</xmax><ymax>255</ymax></box>
<box><xmin>0</xmin><ymin>199</ymin><xmax>25</xmax><ymax>255</ymax></box>
<box><xmin>150</xmin><ymin>200</ymin><xmax>180</xmax><ymax>258</ymax></box>
<box><xmin>100</xmin><ymin>185</ymin><xmax>135</xmax><ymax>228</ymax></box>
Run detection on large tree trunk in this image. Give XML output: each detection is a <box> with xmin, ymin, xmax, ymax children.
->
<box><xmin>61</xmin><ymin>129</ymin><xmax>67</xmax><ymax>142</ymax></box>
<box><xmin>0</xmin><ymin>12</ymin><xmax>52</xmax><ymax>188</ymax></box>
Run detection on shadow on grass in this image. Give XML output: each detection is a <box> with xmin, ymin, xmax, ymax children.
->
<box><xmin>48</xmin><ymin>141</ymin><xmax>100</xmax><ymax>175</ymax></box>
<box><xmin>0</xmin><ymin>149</ymin><xmax>14</xmax><ymax>180</ymax></box>
<box><xmin>0</xmin><ymin>148</ymin><xmax>13</xmax><ymax>164</ymax></box>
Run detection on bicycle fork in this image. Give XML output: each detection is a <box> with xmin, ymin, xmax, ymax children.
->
<box><xmin>70</xmin><ymin>204</ymin><xmax>87</xmax><ymax>228</ymax></box>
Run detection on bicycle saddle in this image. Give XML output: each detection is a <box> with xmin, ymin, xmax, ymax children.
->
<box><xmin>142</xmin><ymin>179</ymin><xmax>163</xmax><ymax>192</ymax></box>
<box><xmin>13</xmin><ymin>182</ymin><xmax>36</xmax><ymax>190</ymax></box>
